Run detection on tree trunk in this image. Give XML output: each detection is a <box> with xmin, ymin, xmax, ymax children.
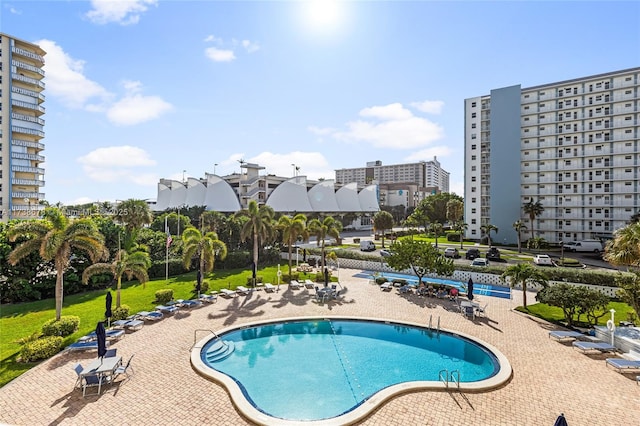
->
<box><xmin>522</xmin><ymin>283</ymin><xmax>527</xmax><ymax>308</ymax></box>
<box><xmin>55</xmin><ymin>270</ymin><xmax>63</xmax><ymax>321</ymax></box>
<box><xmin>287</xmin><ymin>243</ymin><xmax>293</xmax><ymax>276</ymax></box>
<box><xmin>116</xmin><ymin>276</ymin><xmax>122</xmax><ymax>307</ymax></box>
<box><xmin>253</xmin><ymin>237</ymin><xmax>259</xmax><ymax>287</ymax></box>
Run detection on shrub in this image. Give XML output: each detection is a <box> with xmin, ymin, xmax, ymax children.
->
<box><xmin>41</xmin><ymin>316</ymin><xmax>80</xmax><ymax>337</ymax></box>
<box><xmin>20</xmin><ymin>336</ymin><xmax>63</xmax><ymax>362</ymax></box>
<box><xmin>392</xmin><ymin>278</ymin><xmax>407</xmax><ymax>285</ymax></box>
<box><xmin>283</xmin><ymin>273</ymin><xmax>300</xmax><ymax>282</ymax></box>
<box><xmin>148</xmin><ymin>259</ymin><xmax>187</xmax><ymax>279</ymax></box>
<box><xmin>246</xmin><ymin>276</ymin><xmax>263</xmax><ymax>286</ymax></box>
<box><xmin>375</xmin><ymin>277</ymin><xmax>388</xmax><ymax>284</ymax></box>
<box><xmin>447</xmin><ymin>233</ymin><xmax>462</xmax><ymax>242</ymax></box>
<box><xmin>198</xmin><ymin>280</ymin><xmax>210</xmax><ymax>294</ymax></box>
<box><xmin>112</xmin><ymin>305</ymin><xmax>130</xmax><ymax>321</ymax></box>
<box><xmin>155</xmin><ymin>289</ymin><xmax>173</xmax><ymax>304</ymax></box>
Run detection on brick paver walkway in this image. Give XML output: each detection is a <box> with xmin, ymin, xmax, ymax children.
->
<box><xmin>1</xmin><ymin>269</ymin><xmax>638</xmax><ymax>425</ymax></box>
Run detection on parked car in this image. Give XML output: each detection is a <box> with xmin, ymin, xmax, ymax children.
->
<box><xmin>359</xmin><ymin>240</ymin><xmax>376</xmax><ymax>251</ymax></box>
<box><xmin>533</xmin><ymin>254</ymin><xmax>555</xmax><ymax>266</ymax></box>
<box><xmin>471</xmin><ymin>258</ymin><xmax>489</xmax><ymax>267</ymax></box>
<box><xmin>465</xmin><ymin>248</ymin><xmax>481</xmax><ymax>260</ymax></box>
<box><xmin>380</xmin><ymin>249</ymin><xmax>393</xmax><ymax>257</ymax></box>
<box><xmin>562</xmin><ymin>239</ymin><xmax>603</xmax><ymax>253</ymax></box>
<box><xmin>486</xmin><ymin>247</ymin><xmax>501</xmax><ymax>261</ymax></box>
<box><xmin>443</xmin><ymin>247</ymin><xmax>459</xmax><ymax>258</ymax></box>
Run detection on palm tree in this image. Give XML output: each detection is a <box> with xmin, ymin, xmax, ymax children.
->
<box><xmin>428</xmin><ymin>222</ymin><xmax>444</xmax><ymax>248</ymax></box>
<box><xmin>512</xmin><ymin>220</ymin><xmax>528</xmax><ymax>253</ymax></box>
<box><xmin>308</xmin><ymin>216</ymin><xmax>342</xmax><ymax>271</ymax></box>
<box><xmin>372</xmin><ymin>211</ymin><xmax>394</xmax><ymax>248</ymax></box>
<box><xmin>236</xmin><ymin>200</ymin><xmax>275</xmax><ymax>286</ymax></box>
<box><xmin>277</xmin><ymin>214</ymin><xmax>308</xmax><ymax>276</ymax></box>
<box><xmin>8</xmin><ymin>207</ymin><xmax>108</xmax><ymax>320</ymax></box>
<box><xmin>82</xmin><ymin>249</ymin><xmax>151</xmax><ymax>307</ymax></box>
<box><xmin>603</xmin><ymin>223</ymin><xmax>640</xmax><ymax>267</ymax></box>
<box><xmin>182</xmin><ymin>227</ymin><xmax>228</xmax><ymax>286</ymax></box>
<box><xmin>481</xmin><ymin>223</ymin><xmax>499</xmax><ymax>247</ymax></box>
<box><xmin>114</xmin><ymin>199</ymin><xmax>153</xmax><ymax>249</ymax></box>
<box><xmin>523</xmin><ymin>198</ymin><xmax>544</xmax><ymax>241</ymax></box>
<box><xmin>452</xmin><ymin>221</ymin><xmax>468</xmax><ymax>249</ymax></box>
<box><xmin>501</xmin><ymin>263</ymin><xmax>548</xmax><ymax>308</ymax></box>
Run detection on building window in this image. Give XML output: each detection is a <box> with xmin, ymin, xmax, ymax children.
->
<box><xmin>471</xmin><ymin>144</ymin><xmax>476</xmax><ymax>150</ymax></box>
<box><xmin>471</xmin><ymin>102</ymin><xmax>476</xmax><ymax>107</ymax></box>
<box><xmin>471</xmin><ymin>134</ymin><xmax>477</xmax><ymax>139</ymax></box>
<box><xmin>471</xmin><ymin>112</ymin><xmax>476</xmax><ymax>118</ymax></box>
<box><xmin>471</xmin><ymin>123</ymin><xmax>476</xmax><ymax>128</ymax></box>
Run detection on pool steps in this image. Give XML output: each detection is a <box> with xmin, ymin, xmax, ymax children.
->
<box><xmin>205</xmin><ymin>340</ymin><xmax>235</xmax><ymax>362</ymax></box>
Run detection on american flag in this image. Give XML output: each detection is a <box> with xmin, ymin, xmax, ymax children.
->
<box><xmin>166</xmin><ymin>231</ymin><xmax>173</xmax><ymax>248</ymax></box>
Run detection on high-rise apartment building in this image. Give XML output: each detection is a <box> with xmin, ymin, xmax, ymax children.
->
<box><xmin>464</xmin><ymin>67</ymin><xmax>640</xmax><ymax>245</ymax></box>
<box><xmin>0</xmin><ymin>33</ymin><xmax>46</xmax><ymax>222</ymax></box>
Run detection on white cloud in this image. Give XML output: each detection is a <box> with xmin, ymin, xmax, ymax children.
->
<box><xmin>205</xmin><ymin>47</ymin><xmax>236</xmax><ymax>62</ymax></box>
<box><xmin>411</xmin><ymin>100</ymin><xmax>444</xmax><ymax>114</ymax></box>
<box><xmin>85</xmin><ymin>0</ymin><xmax>157</xmax><ymax>25</ymax></box>
<box><xmin>314</xmin><ymin>102</ymin><xmax>445</xmax><ymax>149</ymax></box>
<box><xmin>403</xmin><ymin>146</ymin><xmax>453</xmax><ymax>162</ymax></box>
<box><xmin>308</xmin><ymin>126</ymin><xmax>335</xmax><ymax>136</ymax></box>
<box><xmin>204</xmin><ymin>35</ymin><xmax>222</xmax><ymax>43</ymax></box>
<box><xmin>241</xmin><ymin>39</ymin><xmax>260</xmax><ymax>53</ymax></box>
<box><xmin>106</xmin><ymin>80</ymin><xmax>173</xmax><ymax>125</ymax></box>
<box><xmin>77</xmin><ymin>145</ymin><xmax>157</xmax><ymax>184</ymax></box>
<box><xmin>36</xmin><ymin>39</ymin><xmax>112</xmax><ymax>109</ymax></box>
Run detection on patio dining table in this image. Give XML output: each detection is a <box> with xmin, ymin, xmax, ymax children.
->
<box><xmin>80</xmin><ymin>356</ymin><xmax>122</xmax><ymax>395</ymax></box>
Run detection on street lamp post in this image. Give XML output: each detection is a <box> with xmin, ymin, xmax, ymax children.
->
<box><xmin>182</xmin><ymin>169</ymin><xmax>186</xmax><ymax>183</ymax></box>
<box><xmin>213</xmin><ymin>163</ymin><xmax>218</xmax><ymax>175</ymax></box>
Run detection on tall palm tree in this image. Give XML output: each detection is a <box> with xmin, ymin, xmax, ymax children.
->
<box><xmin>428</xmin><ymin>222</ymin><xmax>444</xmax><ymax>249</ymax></box>
<box><xmin>114</xmin><ymin>199</ymin><xmax>154</xmax><ymax>250</ymax></box>
<box><xmin>452</xmin><ymin>221</ymin><xmax>468</xmax><ymax>249</ymax></box>
<box><xmin>182</xmin><ymin>227</ymin><xmax>228</xmax><ymax>285</ymax></box>
<box><xmin>603</xmin><ymin>223</ymin><xmax>640</xmax><ymax>268</ymax></box>
<box><xmin>481</xmin><ymin>223</ymin><xmax>499</xmax><ymax>247</ymax></box>
<box><xmin>236</xmin><ymin>200</ymin><xmax>275</xmax><ymax>286</ymax></box>
<box><xmin>277</xmin><ymin>214</ymin><xmax>308</xmax><ymax>275</ymax></box>
<box><xmin>500</xmin><ymin>263</ymin><xmax>548</xmax><ymax>308</ymax></box>
<box><xmin>8</xmin><ymin>208</ymin><xmax>108</xmax><ymax>320</ymax></box>
<box><xmin>372</xmin><ymin>211</ymin><xmax>394</xmax><ymax>248</ymax></box>
<box><xmin>512</xmin><ymin>220</ymin><xmax>528</xmax><ymax>253</ymax></box>
<box><xmin>82</xmin><ymin>248</ymin><xmax>151</xmax><ymax>307</ymax></box>
<box><xmin>308</xmin><ymin>216</ymin><xmax>342</xmax><ymax>271</ymax></box>
<box><xmin>523</xmin><ymin>198</ymin><xmax>544</xmax><ymax>241</ymax></box>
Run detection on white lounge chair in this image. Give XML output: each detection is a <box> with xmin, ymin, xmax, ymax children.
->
<box><xmin>572</xmin><ymin>341</ymin><xmax>617</xmax><ymax>354</ymax></box>
<box><xmin>156</xmin><ymin>305</ymin><xmax>179</xmax><ymax>315</ymax></box>
<box><xmin>304</xmin><ymin>279</ymin><xmax>315</xmax><ymax>289</ymax></box>
<box><xmin>236</xmin><ymin>286</ymin><xmax>250</xmax><ymax>295</ymax></box>
<box><xmin>220</xmin><ymin>289</ymin><xmax>237</xmax><ymax>298</ymax></box>
<box><xmin>605</xmin><ymin>358</ymin><xmax>640</xmax><ymax>373</ymax></box>
<box><xmin>549</xmin><ymin>330</ymin><xmax>583</xmax><ymax>342</ymax></box>
<box><xmin>380</xmin><ymin>282</ymin><xmax>392</xmax><ymax>291</ymax></box>
<box><xmin>289</xmin><ymin>280</ymin><xmax>302</xmax><ymax>289</ymax></box>
<box><xmin>264</xmin><ymin>283</ymin><xmax>276</xmax><ymax>292</ymax></box>
<box><xmin>199</xmin><ymin>293</ymin><xmax>218</xmax><ymax>303</ymax></box>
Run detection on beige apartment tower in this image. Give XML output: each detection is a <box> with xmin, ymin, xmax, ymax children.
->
<box><xmin>0</xmin><ymin>33</ymin><xmax>45</xmax><ymax>222</ymax></box>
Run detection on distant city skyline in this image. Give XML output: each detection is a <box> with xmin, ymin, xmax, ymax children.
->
<box><xmin>3</xmin><ymin>0</ymin><xmax>639</xmax><ymax>205</ymax></box>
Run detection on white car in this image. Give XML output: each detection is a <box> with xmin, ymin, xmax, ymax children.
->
<box><xmin>470</xmin><ymin>258</ymin><xmax>489</xmax><ymax>267</ymax></box>
<box><xmin>533</xmin><ymin>254</ymin><xmax>554</xmax><ymax>266</ymax></box>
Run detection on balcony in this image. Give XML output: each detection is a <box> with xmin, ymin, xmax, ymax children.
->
<box><xmin>12</xmin><ymin>73</ymin><xmax>45</xmax><ymax>90</ymax></box>
<box><xmin>12</xmin><ymin>139</ymin><xmax>45</xmax><ymax>150</ymax></box>
<box><xmin>11</xmin><ymin>99</ymin><xmax>45</xmax><ymax>114</ymax></box>
<box><xmin>11</xmin><ymin>59</ymin><xmax>45</xmax><ymax>77</ymax></box>
<box><xmin>11</xmin><ymin>192</ymin><xmax>45</xmax><ymax>199</ymax></box>
<box><xmin>11</xmin><ymin>152</ymin><xmax>45</xmax><ymax>161</ymax></box>
<box><xmin>11</xmin><ymin>178</ymin><xmax>45</xmax><ymax>186</ymax></box>
<box><xmin>12</xmin><ymin>112</ymin><xmax>45</xmax><ymax>126</ymax></box>
<box><xmin>11</xmin><ymin>126</ymin><xmax>44</xmax><ymax>138</ymax></box>
<box><xmin>11</xmin><ymin>46</ymin><xmax>44</xmax><ymax>64</ymax></box>
<box><xmin>12</xmin><ymin>86</ymin><xmax>45</xmax><ymax>102</ymax></box>
<box><xmin>12</xmin><ymin>165</ymin><xmax>45</xmax><ymax>174</ymax></box>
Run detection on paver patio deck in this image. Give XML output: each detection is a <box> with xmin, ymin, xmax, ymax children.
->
<box><xmin>1</xmin><ymin>269</ymin><xmax>638</xmax><ymax>426</ymax></box>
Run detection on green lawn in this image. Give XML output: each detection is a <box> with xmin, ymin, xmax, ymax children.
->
<box><xmin>0</xmin><ymin>264</ymin><xmax>313</xmax><ymax>388</ymax></box>
<box><xmin>519</xmin><ymin>301</ymin><xmax>635</xmax><ymax>328</ymax></box>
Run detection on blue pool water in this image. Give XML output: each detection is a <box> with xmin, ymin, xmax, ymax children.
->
<box><xmin>359</xmin><ymin>271</ymin><xmax>512</xmax><ymax>299</ymax></box>
<box><xmin>201</xmin><ymin>319</ymin><xmax>500</xmax><ymax>421</ymax></box>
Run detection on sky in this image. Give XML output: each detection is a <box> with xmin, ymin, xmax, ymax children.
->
<box><xmin>3</xmin><ymin>0</ymin><xmax>640</xmax><ymax>206</ymax></box>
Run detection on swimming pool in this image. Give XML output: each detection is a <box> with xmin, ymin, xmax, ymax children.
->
<box><xmin>191</xmin><ymin>316</ymin><xmax>512</xmax><ymax>425</ymax></box>
<box><xmin>358</xmin><ymin>271</ymin><xmax>513</xmax><ymax>299</ymax></box>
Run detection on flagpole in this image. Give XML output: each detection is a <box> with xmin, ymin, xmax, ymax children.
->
<box><xmin>165</xmin><ymin>216</ymin><xmax>169</xmax><ymax>282</ymax></box>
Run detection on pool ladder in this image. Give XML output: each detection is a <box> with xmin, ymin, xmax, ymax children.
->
<box><xmin>428</xmin><ymin>315</ymin><xmax>441</xmax><ymax>333</ymax></box>
<box><xmin>439</xmin><ymin>369</ymin><xmax>460</xmax><ymax>390</ymax></box>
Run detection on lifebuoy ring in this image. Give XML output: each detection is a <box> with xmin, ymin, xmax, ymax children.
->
<box><xmin>606</xmin><ymin>319</ymin><xmax>615</xmax><ymax>332</ymax></box>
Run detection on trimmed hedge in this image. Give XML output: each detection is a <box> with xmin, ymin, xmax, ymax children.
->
<box><xmin>112</xmin><ymin>305</ymin><xmax>130</xmax><ymax>321</ymax></box>
<box><xmin>155</xmin><ymin>289</ymin><xmax>174</xmax><ymax>304</ymax></box>
<box><xmin>41</xmin><ymin>316</ymin><xmax>80</xmax><ymax>337</ymax></box>
<box><xmin>20</xmin><ymin>336</ymin><xmax>63</xmax><ymax>362</ymax></box>
<box><xmin>246</xmin><ymin>276</ymin><xmax>264</xmax><ymax>286</ymax></box>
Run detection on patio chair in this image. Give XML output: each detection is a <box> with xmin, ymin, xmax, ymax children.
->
<box><xmin>605</xmin><ymin>358</ymin><xmax>640</xmax><ymax>373</ymax></box>
<box><xmin>114</xmin><ymin>354</ymin><xmax>135</xmax><ymax>380</ymax></box>
<box><xmin>548</xmin><ymin>330</ymin><xmax>583</xmax><ymax>342</ymax></box>
<box><xmin>475</xmin><ymin>303</ymin><xmax>488</xmax><ymax>317</ymax></box>
<box><xmin>264</xmin><ymin>283</ymin><xmax>276</xmax><ymax>292</ymax></box>
<box><xmin>72</xmin><ymin>363</ymin><xmax>84</xmax><ymax>389</ymax></box>
<box><xmin>304</xmin><ymin>279</ymin><xmax>315</xmax><ymax>289</ymax></box>
<box><xmin>82</xmin><ymin>373</ymin><xmax>105</xmax><ymax>397</ymax></box>
<box><xmin>178</xmin><ymin>299</ymin><xmax>203</xmax><ymax>308</ymax></box>
<box><xmin>572</xmin><ymin>341</ymin><xmax>617</xmax><ymax>354</ymax></box>
<box><xmin>463</xmin><ymin>305</ymin><xmax>475</xmax><ymax>319</ymax></box>
<box><xmin>123</xmin><ymin>319</ymin><xmax>144</xmax><ymax>331</ymax></box>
